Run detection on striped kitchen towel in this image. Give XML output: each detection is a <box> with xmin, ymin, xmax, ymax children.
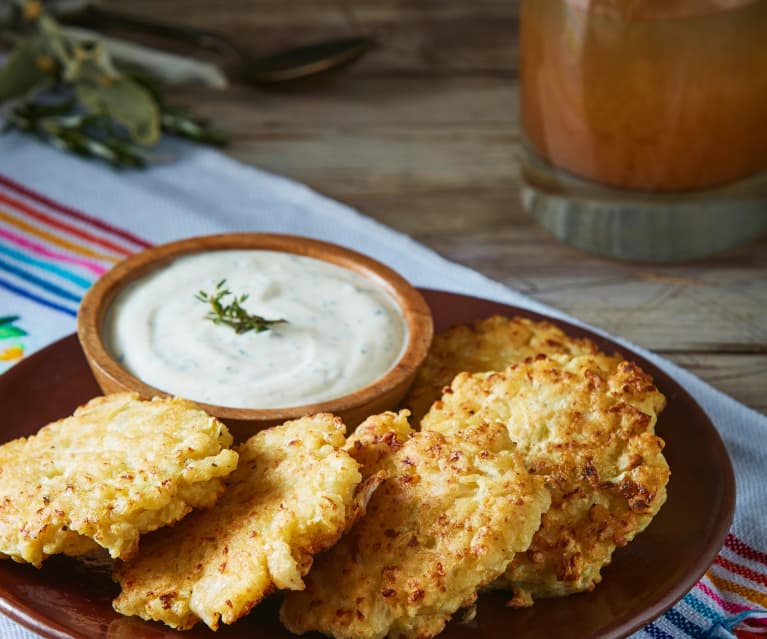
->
<box><xmin>0</xmin><ymin>172</ymin><xmax>149</xmax><ymax>367</ymax></box>
<box><xmin>0</xmin><ymin>134</ymin><xmax>766</xmax><ymax>639</ymax></box>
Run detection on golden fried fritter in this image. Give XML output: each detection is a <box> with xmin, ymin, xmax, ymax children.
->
<box><xmin>404</xmin><ymin>316</ymin><xmax>598</xmax><ymax>424</ymax></box>
<box><xmin>281</xmin><ymin>411</ymin><xmax>550</xmax><ymax>639</ymax></box>
<box><xmin>113</xmin><ymin>413</ymin><xmax>364</xmax><ymax>631</ymax></box>
<box><xmin>343</xmin><ymin>409</ymin><xmax>414</xmax><ymax>478</ymax></box>
<box><xmin>0</xmin><ymin>393</ymin><xmax>238</xmax><ymax>567</ymax></box>
<box><xmin>421</xmin><ymin>353</ymin><xmax>669</xmax><ymax>602</ymax></box>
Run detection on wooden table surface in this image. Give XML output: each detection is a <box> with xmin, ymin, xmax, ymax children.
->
<box><xmin>107</xmin><ymin>0</ymin><xmax>766</xmax><ymax>415</ymax></box>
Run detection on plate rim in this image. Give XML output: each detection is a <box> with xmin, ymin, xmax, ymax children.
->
<box><xmin>0</xmin><ymin>288</ymin><xmax>737</xmax><ymax>639</ymax></box>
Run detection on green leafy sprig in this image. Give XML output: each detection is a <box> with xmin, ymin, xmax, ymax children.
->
<box><xmin>195</xmin><ymin>279</ymin><xmax>287</xmax><ymax>335</ymax></box>
<box><xmin>0</xmin><ymin>0</ymin><xmax>227</xmax><ymax>167</ymax></box>
<box><xmin>5</xmin><ymin>98</ymin><xmax>150</xmax><ymax>167</ymax></box>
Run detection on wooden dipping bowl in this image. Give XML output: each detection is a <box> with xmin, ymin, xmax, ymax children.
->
<box><xmin>77</xmin><ymin>233</ymin><xmax>434</xmax><ymax>441</ymax></box>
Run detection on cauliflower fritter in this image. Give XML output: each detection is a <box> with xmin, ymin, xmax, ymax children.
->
<box><xmin>421</xmin><ymin>353</ymin><xmax>669</xmax><ymax>602</ymax></box>
<box><xmin>113</xmin><ymin>413</ymin><xmax>364</xmax><ymax>631</ymax></box>
<box><xmin>281</xmin><ymin>411</ymin><xmax>550</xmax><ymax>639</ymax></box>
<box><xmin>343</xmin><ymin>409</ymin><xmax>414</xmax><ymax>478</ymax></box>
<box><xmin>0</xmin><ymin>393</ymin><xmax>238</xmax><ymax>567</ymax></box>
<box><xmin>404</xmin><ymin>316</ymin><xmax>598</xmax><ymax>424</ymax></box>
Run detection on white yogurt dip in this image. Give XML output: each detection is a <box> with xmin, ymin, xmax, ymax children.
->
<box><xmin>105</xmin><ymin>250</ymin><xmax>408</xmax><ymax>409</ymax></box>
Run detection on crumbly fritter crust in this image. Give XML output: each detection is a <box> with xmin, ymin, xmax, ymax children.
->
<box><xmin>113</xmin><ymin>413</ymin><xmax>363</xmax><ymax>631</ymax></box>
<box><xmin>280</xmin><ymin>411</ymin><xmax>550</xmax><ymax>639</ymax></box>
<box><xmin>421</xmin><ymin>353</ymin><xmax>669</xmax><ymax>601</ymax></box>
<box><xmin>0</xmin><ymin>393</ymin><xmax>238</xmax><ymax>566</ymax></box>
<box><xmin>404</xmin><ymin>316</ymin><xmax>598</xmax><ymax>424</ymax></box>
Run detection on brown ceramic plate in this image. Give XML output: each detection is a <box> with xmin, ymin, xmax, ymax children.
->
<box><xmin>0</xmin><ymin>290</ymin><xmax>735</xmax><ymax>639</ymax></box>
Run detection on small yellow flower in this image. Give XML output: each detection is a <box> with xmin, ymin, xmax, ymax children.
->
<box><xmin>23</xmin><ymin>1</ymin><xmax>42</xmax><ymax>20</ymax></box>
<box><xmin>35</xmin><ymin>55</ymin><xmax>56</xmax><ymax>74</ymax></box>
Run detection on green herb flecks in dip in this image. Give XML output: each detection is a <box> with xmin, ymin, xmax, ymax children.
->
<box><xmin>105</xmin><ymin>250</ymin><xmax>408</xmax><ymax>409</ymax></box>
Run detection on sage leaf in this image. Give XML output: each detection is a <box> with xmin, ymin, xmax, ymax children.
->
<box><xmin>75</xmin><ymin>75</ymin><xmax>160</xmax><ymax>145</ymax></box>
<box><xmin>0</xmin><ymin>36</ymin><xmax>53</xmax><ymax>102</ymax></box>
<box><xmin>63</xmin><ymin>26</ymin><xmax>228</xmax><ymax>89</ymax></box>
<box><xmin>1</xmin><ymin>2</ymin><xmax>226</xmax><ymax>166</ymax></box>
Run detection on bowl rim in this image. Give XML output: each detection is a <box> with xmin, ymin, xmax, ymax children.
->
<box><xmin>77</xmin><ymin>232</ymin><xmax>434</xmax><ymax>421</ymax></box>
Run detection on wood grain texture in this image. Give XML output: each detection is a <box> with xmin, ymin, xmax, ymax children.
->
<box><xmin>101</xmin><ymin>0</ymin><xmax>767</xmax><ymax>414</ymax></box>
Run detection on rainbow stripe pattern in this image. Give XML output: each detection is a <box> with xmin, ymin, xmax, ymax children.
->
<box><xmin>637</xmin><ymin>533</ymin><xmax>767</xmax><ymax>639</ymax></box>
<box><xmin>0</xmin><ymin>171</ymin><xmax>765</xmax><ymax>638</ymax></box>
<box><xmin>0</xmin><ymin>172</ymin><xmax>150</xmax><ymax>319</ymax></box>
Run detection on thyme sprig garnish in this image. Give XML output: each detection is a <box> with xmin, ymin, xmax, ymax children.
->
<box><xmin>195</xmin><ymin>279</ymin><xmax>287</xmax><ymax>335</ymax></box>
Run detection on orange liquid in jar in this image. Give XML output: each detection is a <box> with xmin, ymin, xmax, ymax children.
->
<box><xmin>520</xmin><ymin>0</ymin><xmax>767</xmax><ymax>192</ymax></box>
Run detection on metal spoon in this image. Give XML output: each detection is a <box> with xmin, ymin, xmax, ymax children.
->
<box><xmin>66</xmin><ymin>6</ymin><xmax>375</xmax><ymax>86</ymax></box>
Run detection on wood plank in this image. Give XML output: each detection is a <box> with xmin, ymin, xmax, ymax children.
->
<box><xmin>97</xmin><ymin>0</ymin><xmax>521</xmax><ymax>74</ymax></box>
<box><xmin>351</xmin><ymin>190</ymin><xmax>767</xmax><ymax>351</ymax></box>
<box><xmin>660</xmin><ymin>353</ymin><xmax>767</xmax><ymax>414</ymax></box>
<box><xmin>158</xmin><ymin>77</ymin><xmax>518</xmax><ymax>191</ymax></box>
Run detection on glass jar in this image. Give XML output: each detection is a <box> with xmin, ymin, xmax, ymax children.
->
<box><xmin>519</xmin><ymin>0</ymin><xmax>767</xmax><ymax>261</ymax></box>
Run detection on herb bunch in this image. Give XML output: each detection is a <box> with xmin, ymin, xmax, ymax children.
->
<box><xmin>0</xmin><ymin>0</ymin><xmax>226</xmax><ymax>167</ymax></box>
<box><xmin>195</xmin><ymin>280</ymin><xmax>287</xmax><ymax>335</ymax></box>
